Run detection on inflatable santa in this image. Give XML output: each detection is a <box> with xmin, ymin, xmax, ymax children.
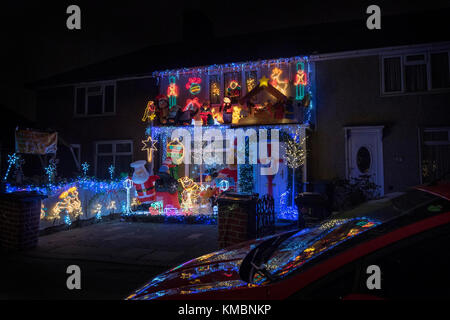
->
<box><xmin>130</xmin><ymin>160</ymin><xmax>160</xmax><ymax>204</ymax></box>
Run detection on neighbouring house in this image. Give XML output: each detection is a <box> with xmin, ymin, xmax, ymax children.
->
<box><xmin>29</xmin><ymin>10</ymin><xmax>450</xmax><ymax>218</ymax></box>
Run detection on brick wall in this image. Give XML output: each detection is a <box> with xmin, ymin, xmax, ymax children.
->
<box><xmin>0</xmin><ymin>193</ymin><xmax>42</xmax><ymax>250</ymax></box>
<box><xmin>217</xmin><ymin>196</ymin><xmax>258</xmax><ymax>249</ymax></box>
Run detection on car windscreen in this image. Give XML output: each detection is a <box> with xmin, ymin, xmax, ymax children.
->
<box><xmin>251</xmin><ymin>189</ymin><xmax>443</xmax><ymax>284</ymax></box>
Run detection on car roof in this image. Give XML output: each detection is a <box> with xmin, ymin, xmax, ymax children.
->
<box><xmin>413</xmin><ymin>182</ymin><xmax>450</xmax><ymax>201</ymax></box>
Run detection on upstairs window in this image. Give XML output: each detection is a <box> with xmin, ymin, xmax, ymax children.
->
<box><xmin>382</xmin><ymin>51</ymin><xmax>450</xmax><ymax>94</ymax></box>
<box><xmin>75</xmin><ymin>82</ymin><xmax>116</xmax><ymax>116</ymax></box>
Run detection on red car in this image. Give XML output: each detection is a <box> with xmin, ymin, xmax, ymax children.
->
<box><xmin>126</xmin><ymin>182</ymin><xmax>450</xmax><ymax>300</ymax></box>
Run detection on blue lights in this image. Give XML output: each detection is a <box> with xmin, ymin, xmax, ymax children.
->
<box><xmin>3</xmin><ymin>153</ymin><xmax>19</xmax><ymax>181</ymax></box>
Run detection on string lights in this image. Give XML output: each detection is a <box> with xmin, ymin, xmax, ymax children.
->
<box><xmin>3</xmin><ymin>153</ymin><xmax>19</xmax><ymax>181</ymax></box>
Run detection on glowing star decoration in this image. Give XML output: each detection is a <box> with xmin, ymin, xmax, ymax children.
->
<box><xmin>52</xmin><ymin>186</ymin><xmax>83</xmax><ymax>221</ymax></box>
<box><xmin>123</xmin><ymin>178</ymin><xmax>133</xmax><ymax>214</ymax></box>
<box><xmin>141</xmin><ymin>136</ymin><xmax>157</xmax><ymax>163</ymax></box>
<box><xmin>142</xmin><ymin>101</ymin><xmax>156</xmax><ymax>122</ymax></box>
<box><xmin>258</xmin><ymin>76</ymin><xmax>270</xmax><ymax>87</ymax></box>
<box><xmin>167</xmin><ymin>76</ymin><xmax>179</xmax><ymax>107</ymax></box>
<box><xmin>186</xmin><ymin>77</ymin><xmax>202</xmax><ymax>95</ymax></box>
<box><xmin>3</xmin><ymin>153</ymin><xmax>19</xmax><ymax>181</ymax></box>
<box><xmin>81</xmin><ymin>162</ymin><xmax>90</xmax><ymax>177</ymax></box>
<box><xmin>166</xmin><ymin>138</ymin><xmax>185</xmax><ymax>165</ymax></box>
<box><xmin>178</xmin><ymin>176</ymin><xmax>200</xmax><ymax>210</ymax></box>
<box><xmin>295</xmin><ymin>61</ymin><xmax>307</xmax><ymax>100</ymax></box>
<box><xmin>108</xmin><ymin>165</ymin><xmax>115</xmax><ymax>180</ymax></box>
<box><xmin>270</xmin><ymin>67</ymin><xmax>289</xmax><ymax>95</ymax></box>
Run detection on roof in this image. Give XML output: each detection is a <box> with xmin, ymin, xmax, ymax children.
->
<box><xmin>29</xmin><ymin>9</ymin><xmax>450</xmax><ymax>88</ymax></box>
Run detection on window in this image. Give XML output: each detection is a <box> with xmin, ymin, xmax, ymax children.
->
<box><xmin>75</xmin><ymin>82</ymin><xmax>116</xmax><ymax>116</ymax></box>
<box><xmin>95</xmin><ymin>140</ymin><xmax>133</xmax><ymax>179</ymax></box>
<box><xmin>421</xmin><ymin>128</ymin><xmax>450</xmax><ymax>183</ymax></box>
<box><xmin>382</xmin><ymin>51</ymin><xmax>450</xmax><ymax>94</ymax></box>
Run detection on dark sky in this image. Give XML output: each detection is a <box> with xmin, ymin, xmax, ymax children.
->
<box><xmin>1</xmin><ymin>0</ymin><xmax>450</xmax><ymax>119</ymax></box>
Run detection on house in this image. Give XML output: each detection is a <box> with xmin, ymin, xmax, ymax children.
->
<box><xmin>30</xmin><ymin>9</ymin><xmax>450</xmax><ymax>216</ymax></box>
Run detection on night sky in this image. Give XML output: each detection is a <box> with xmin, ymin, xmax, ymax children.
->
<box><xmin>1</xmin><ymin>0</ymin><xmax>449</xmax><ymax>119</ymax></box>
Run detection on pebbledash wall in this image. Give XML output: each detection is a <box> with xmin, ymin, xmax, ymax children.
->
<box><xmin>311</xmin><ymin>45</ymin><xmax>450</xmax><ymax>193</ymax></box>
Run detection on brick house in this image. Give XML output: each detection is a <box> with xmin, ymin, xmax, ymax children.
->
<box><xmin>30</xmin><ymin>10</ymin><xmax>450</xmax><ymax>213</ymax></box>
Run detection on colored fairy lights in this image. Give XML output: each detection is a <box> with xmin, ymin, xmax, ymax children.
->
<box><xmin>108</xmin><ymin>164</ymin><xmax>115</xmax><ymax>180</ymax></box>
<box><xmin>270</xmin><ymin>67</ymin><xmax>288</xmax><ymax>95</ymax></box>
<box><xmin>295</xmin><ymin>61</ymin><xmax>308</xmax><ymax>100</ymax></box>
<box><xmin>186</xmin><ymin>77</ymin><xmax>202</xmax><ymax>95</ymax></box>
<box><xmin>142</xmin><ymin>101</ymin><xmax>157</xmax><ymax>122</ymax></box>
<box><xmin>167</xmin><ymin>76</ymin><xmax>178</xmax><ymax>107</ymax></box>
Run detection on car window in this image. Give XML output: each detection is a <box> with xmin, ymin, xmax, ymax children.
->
<box><xmin>253</xmin><ymin>217</ymin><xmax>381</xmax><ymax>284</ymax></box>
<box><xmin>355</xmin><ymin>222</ymin><xmax>450</xmax><ymax>299</ymax></box>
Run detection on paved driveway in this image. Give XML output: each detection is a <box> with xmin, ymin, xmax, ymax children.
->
<box><xmin>1</xmin><ymin>221</ymin><xmax>219</xmax><ymax>299</ymax></box>
<box><xmin>30</xmin><ymin>221</ymin><xmax>219</xmax><ymax>267</ymax></box>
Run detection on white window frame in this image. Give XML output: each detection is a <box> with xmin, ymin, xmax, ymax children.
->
<box><xmin>381</xmin><ymin>50</ymin><xmax>450</xmax><ymax>96</ymax></box>
<box><xmin>94</xmin><ymin>140</ymin><xmax>133</xmax><ymax>177</ymax></box>
<box><xmin>74</xmin><ymin>81</ymin><xmax>117</xmax><ymax>117</ymax></box>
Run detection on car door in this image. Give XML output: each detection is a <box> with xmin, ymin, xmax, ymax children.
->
<box><xmin>348</xmin><ymin>222</ymin><xmax>450</xmax><ymax>299</ymax></box>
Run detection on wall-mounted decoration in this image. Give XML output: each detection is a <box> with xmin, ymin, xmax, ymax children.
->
<box><xmin>270</xmin><ymin>67</ymin><xmax>289</xmax><ymax>95</ymax></box>
<box><xmin>295</xmin><ymin>61</ymin><xmax>308</xmax><ymax>100</ymax></box>
<box><xmin>186</xmin><ymin>77</ymin><xmax>202</xmax><ymax>95</ymax></box>
<box><xmin>167</xmin><ymin>76</ymin><xmax>178</xmax><ymax>107</ymax></box>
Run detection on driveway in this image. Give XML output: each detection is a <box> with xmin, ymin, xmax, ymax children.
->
<box><xmin>0</xmin><ymin>221</ymin><xmax>219</xmax><ymax>299</ymax></box>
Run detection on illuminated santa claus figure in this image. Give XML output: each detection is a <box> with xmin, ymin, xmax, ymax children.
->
<box><xmin>130</xmin><ymin>160</ymin><xmax>160</xmax><ymax>204</ymax></box>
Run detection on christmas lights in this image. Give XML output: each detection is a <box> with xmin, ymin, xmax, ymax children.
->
<box><xmin>186</xmin><ymin>77</ymin><xmax>202</xmax><ymax>95</ymax></box>
<box><xmin>295</xmin><ymin>61</ymin><xmax>307</xmax><ymax>100</ymax></box>
<box><xmin>142</xmin><ymin>101</ymin><xmax>157</xmax><ymax>122</ymax></box>
<box><xmin>167</xmin><ymin>76</ymin><xmax>178</xmax><ymax>107</ymax></box>
<box><xmin>82</xmin><ymin>162</ymin><xmax>90</xmax><ymax>177</ymax></box>
<box><xmin>270</xmin><ymin>67</ymin><xmax>289</xmax><ymax>95</ymax></box>
<box><xmin>108</xmin><ymin>165</ymin><xmax>115</xmax><ymax>180</ymax></box>
<box><xmin>3</xmin><ymin>153</ymin><xmax>19</xmax><ymax>181</ymax></box>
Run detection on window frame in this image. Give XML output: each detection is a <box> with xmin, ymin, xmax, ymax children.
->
<box><xmin>94</xmin><ymin>140</ymin><xmax>133</xmax><ymax>178</ymax></box>
<box><xmin>381</xmin><ymin>50</ymin><xmax>450</xmax><ymax>96</ymax></box>
<box><xmin>74</xmin><ymin>81</ymin><xmax>117</xmax><ymax>117</ymax></box>
<box><xmin>70</xmin><ymin>143</ymin><xmax>81</xmax><ymax>170</ymax></box>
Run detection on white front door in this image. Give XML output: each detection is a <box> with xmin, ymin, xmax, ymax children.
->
<box><xmin>345</xmin><ymin>126</ymin><xmax>384</xmax><ymax>196</ymax></box>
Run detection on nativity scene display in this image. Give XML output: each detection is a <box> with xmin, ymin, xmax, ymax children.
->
<box><xmin>143</xmin><ymin>59</ymin><xmax>312</xmax><ymax>127</ymax></box>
